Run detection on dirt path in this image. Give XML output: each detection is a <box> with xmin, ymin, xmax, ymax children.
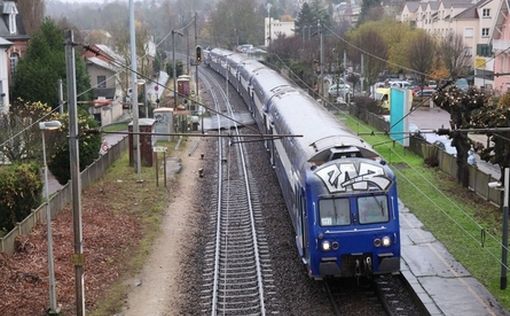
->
<box><xmin>121</xmin><ymin>138</ymin><xmax>205</xmax><ymax>315</ymax></box>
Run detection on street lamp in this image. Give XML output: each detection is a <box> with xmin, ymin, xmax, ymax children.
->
<box><xmin>39</xmin><ymin>120</ymin><xmax>62</xmax><ymax>315</ymax></box>
<box><xmin>172</xmin><ymin>29</ymin><xmax>184</xmax><ymax>109</ymax></box>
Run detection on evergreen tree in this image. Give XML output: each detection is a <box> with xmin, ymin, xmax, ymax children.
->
<box><xmin>294</xmin><ymin>3</ymin><xmax>315</xmax><ymax>35</ymax></box>
<box><xmin>12</xmin><ymin>18</ymin><xmax>91</xmax><ymax>107</ymax></box>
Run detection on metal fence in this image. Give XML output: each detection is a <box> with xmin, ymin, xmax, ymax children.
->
<box><xmin>0</xmin><ymin>137</ymin><xmax>127</xmax><ymax>254</ymax></box>
<box><xmin>350</xmin><ymin>107</ymin><xmax>503</xmax><ymax>207</ymax></box>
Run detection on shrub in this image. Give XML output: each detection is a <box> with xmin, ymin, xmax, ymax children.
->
<box><xmin>48</xmin><ymin>111</ymin><xmax>101</xmax><ymax>185</ymax></box>
<box><xmin>0</xmin><ymin>163</ymin><xmax>42</xmax><ymax>233</ymax></box>
<box><xmin>352</xmin><ymin>96</ymin><xmax>387</xmax><ymax>115</ymax></box>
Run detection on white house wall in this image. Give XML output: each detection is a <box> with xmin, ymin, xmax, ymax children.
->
<box><xmin>0</xmin><ymin>46</ymin><xmax>9</xmax><ymax>113</ymax></box>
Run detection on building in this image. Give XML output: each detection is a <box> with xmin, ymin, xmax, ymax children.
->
<box><xmin>491</xmin><ymin>0</ymin><xmax>510</xmax><ymax>93</ymax></box>
<box><xmin>400</xmin><ymin>0</ymin><xmax>502</xmax><ymax>89</ymax></box>
<box><xmin>332</xmin><ymin>1</ymin><xmax>361</xmax><ymax>26</ymax></box>
<box><xmin>0</xmin><ymin>1</ymin><xmax>29</xmax><ymax>112</ymax></box>
<box><xmin>83</xmin><ymin>44</ymin><xmax>125</xmax><ymax>125</ymax></box>
<box><xmin>265</xmin><ymin>17</ymin><xmax>295</xmax><ymax>47</ymax></box>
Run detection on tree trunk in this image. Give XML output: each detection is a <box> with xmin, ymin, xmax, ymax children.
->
<box><xmin>452</xmin><ymin>133</ymin><xmax>470</xmax><ymax>188</ymax></box>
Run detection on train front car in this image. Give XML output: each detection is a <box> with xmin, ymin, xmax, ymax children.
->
<box><xmin>307</xmin><ymin>156</ymin><xmax>400</xmax><ymax>279</ymax></box>
<box><xmin>267</xmin><ymin>90</ymin><xmax>400</xmax><ymax>280</ymax></box>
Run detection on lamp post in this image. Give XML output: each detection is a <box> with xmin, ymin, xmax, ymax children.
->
<box><xmin>172</xmin><ymin>29</ymin><xmax>184</xmax><ymax>109</ymax></box>
<box><xmin>39</xmin><ymin>120</ymin><xmax>62</xmax><ymax>315</ymax></box>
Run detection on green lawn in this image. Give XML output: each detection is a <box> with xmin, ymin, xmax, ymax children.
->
<box><xmin>339</xmin><ymin>112</ymin><xmax>510</xmax><ymax>308</ymax></box>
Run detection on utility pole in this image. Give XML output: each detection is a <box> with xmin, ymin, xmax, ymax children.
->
<box><xmin>266</xmin><ymin>3</ymin><xmax>272</xmax><ymax>48</ymax></box>
<box><xmin>319</xmin><ymin>20</ymin><xmax>323</xmax><ymax>98</ymax></box>
<box><xmin>186</xmin><ymin>28</ymin><xmax>190</xmax><ymax>75</ymax></box>
<box><xmin>501</xmin><ymin>167</ymin><xmax>509</xmax><ymax>289</ymax></box>
<box><xmin>360</xmin><ymin>53</ymin><xmax>365</xmax><ymax>94</ymax></box>
<box><xmin>58</xmin><ymin>79</ymin><xmax>64</xmax><ymax>114</ymax></box>
<box><xmin>194</xmin><ymin>12</ymin><xmax>202</xmax><ymax>134</ymax></box>
<box><xmin>172</xmin><ymin>30</ymin><xmax>183</xmax><ymax>109</ymax></box>
<box><xmin>65</xmin><ymin>29</ymin><xmax>85</xmax><ymax>316</ymax></box>
<box><xmin>130</xmin><ymin>0</ymin><xmax>141</xmax><ymax>178</ymax></box>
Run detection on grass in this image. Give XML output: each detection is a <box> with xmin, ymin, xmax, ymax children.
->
<box><xmin>340</xmin><ymin>113</ymin><xmax>510</xmax><ymax>308</ymax></box>
<box><xmin>89</xmin><ymin>140</ymin><xmax>180</xmax><ymax>315</ymax></box>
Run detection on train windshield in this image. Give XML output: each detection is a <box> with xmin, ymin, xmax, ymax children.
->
<box><xmin>319</xmin><ymin>198</ymin><xmax>350</xmax><ymax>226</ymax></box>
<box><xmin>357</xmin><ymin>195</ymin><xmax>389</xmax><ymax>224</ymax></box>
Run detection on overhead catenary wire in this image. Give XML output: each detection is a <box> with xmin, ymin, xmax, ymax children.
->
<box><xmin>84</xmin><ymin>44</ymin><xmax>264</xmax><ymax>135</ymax></box>
<box><xmin>0</xmin><ymin>13</ymin><xmax>201</xmax><ymax>151</ymax></box>
<box><xmin>353</xmin><ymin>117</ymin><xmax>509</xmax><ymax>266</ymax></box>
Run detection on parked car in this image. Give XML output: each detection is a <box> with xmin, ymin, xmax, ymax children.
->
<box><xmin>328</xmin><ymin>83</ymin><xmax>351</xmax><ymax>97</ymax></box>
<box><xmin>414</xmin><ymin>89</ymin><xmax>436</xmax><ymax>97</ymax></box>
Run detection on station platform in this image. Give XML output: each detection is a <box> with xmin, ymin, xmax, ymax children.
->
<box><xmin>399</xmin><ymin>201</ymin><xmax>509</xmax><ymax>315</ymax></box>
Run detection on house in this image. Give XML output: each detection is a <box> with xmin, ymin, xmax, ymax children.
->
<box><xmin>83</xmin><ymin>44</ymin><xmax>126</xmax><ymax>126</ymax></box>
<box><xmin>0</xmin><ymin>1</ymin><xmax>29</xmax><ymax>112</ymax></box>
<box><xmin>399</xmin><ymin>0</ymin><xmax>502</xmax><ymax>89</ymax></box>
<box><xmin>0</xmin><ymin>37</ymin><xmax>11</xmax><ymax>113</ymax></box>
<box><xmin>491</xmin><ymin>0</ymin><xmax>510</xmax><ymax>93</ymax></box>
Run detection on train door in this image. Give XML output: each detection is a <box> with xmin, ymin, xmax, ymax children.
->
<box><xmin>300</xmin><ymin>189</ymin><xmax>308</xmax><ymax>262</ymax></box>
<box><xmin>269</xmin><ymin>124</ymin><xmax>275</xmax><ymax>167</ymax></box>
<box><xmin>295</xmin><ymin>186</ymin><xmax>307</xmax><ymax>260</ymax></box>
<box><xmin>264</xmin><ymin>114</ymin><xmax>270</xmax><ymax>150</ymax></box>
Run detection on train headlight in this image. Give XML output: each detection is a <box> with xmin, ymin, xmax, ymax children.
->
<box><xmin>382</xmin><ymin>236</ymin><xmax>391</xmax><ymax>247</ymax></box>
<box><xmin>321</xmin><ymin>240</ymin><xmax>331</xmax><ymax>251</ymax></box>
<box><xmin>373</xmin><ymin>238</ymin><xmax>382</xmax><ymax>247</ymax></box>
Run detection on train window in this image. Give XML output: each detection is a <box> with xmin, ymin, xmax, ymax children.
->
<box><xmin>319</xmin><ymin>198</ymin><xmax>350</xmax><ymax>226</ymax></box>
<box><xmin>357</xmin><ymin>195</ymin><xmax>389</xmax><ymax>224</ymax></box>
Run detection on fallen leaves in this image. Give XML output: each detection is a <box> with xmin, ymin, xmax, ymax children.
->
<box><xmin>0</xmin><ymin>184</ymin><xmax>142</xmax><ymax>315</ymax></box>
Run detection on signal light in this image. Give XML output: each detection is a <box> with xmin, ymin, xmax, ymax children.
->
<box><xmin>196</xmin><ymin>45</ymin><xmax>202</xmax><ymax>64</ymax></box>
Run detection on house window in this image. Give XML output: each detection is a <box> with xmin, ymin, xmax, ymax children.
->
<box><xmin>464</xmin><ymin>27</ymin><xmax>474</xmax><ymax>38</ymax></box>
<box><xmin>482</xmin><ymin>8</ymin><xmax>490</xmax><ymax>17</ymax></box>
<box><xmin>482</xmin><ymin>28</ymin><xmax>490</xmax><ymax>37</ymax></box>
<box><xmin>477</xmin><ymin>44</ymin><xmax>492</xmax><ymax>57</ymax></box>
<box><xmin>9</xmin><ymin>52</ymin><xmax>18</xmax><ymax>75</ymax></box>
<box><xmin>8</xmin><ymin>14</ymin><xmax>16</xmax><ymax>34</ymax></box>
<box><xmin>97</xmin><ymin>75</ymin><xmax>107</xmax><ymax>88</ymax></box>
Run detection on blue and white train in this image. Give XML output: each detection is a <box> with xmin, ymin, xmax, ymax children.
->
<box><xmin>204</xmin><ymin>48</ymin><xmax>400</xmax><ymax>279</ymax></box>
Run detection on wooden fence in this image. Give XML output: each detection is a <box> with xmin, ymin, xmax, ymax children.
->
<box><xmin>0</xmin><ymin>137</ymin><xmax>127</xmax><ymax>254</ymax></box>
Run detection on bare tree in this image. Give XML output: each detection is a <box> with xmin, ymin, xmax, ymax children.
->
<box><xmin>439</xmin><ymin>32</ymin><xmax>471</xmax><ymax>79</ymax></box>
<box><xmin>17</xmin><ymin>0</ymin><xmax>45</xmax><ymax>34</ymax></box>
<box><xmin>408</xmin><ymin>31</ymin><xmax>435</xmax><ymax>89</ymax></box>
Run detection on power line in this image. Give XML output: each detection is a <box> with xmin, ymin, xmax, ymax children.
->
<box><xmin>83</xmin><ymin>44</ymin><xmax>263</xmax><ymax>135</ymax></box>
<box><xmin>0</xmin><ymin>14</ymin><xmax>200</xmax><ymax>150</ymax></box>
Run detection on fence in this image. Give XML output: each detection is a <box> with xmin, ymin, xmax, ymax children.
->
<box><xmin>350</xmin><ymin>107</ymin><xmax>503</xmax><ymax>207</ymax></box>
<box><xmin>0</xmin><ymin>137</ymin><xmax>128</xmax><ymax>254</ymax></box>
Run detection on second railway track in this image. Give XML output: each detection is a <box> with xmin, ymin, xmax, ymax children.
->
<box><xmin>199</xmin><ymin>68</ymin><xmax>276</xmax><ymax>315</ymax></box>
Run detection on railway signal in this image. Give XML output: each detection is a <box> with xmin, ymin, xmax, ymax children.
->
<box><xmin>196</xmin><ymin>45</ymin><xmax>202</xmax><ymax>64</ymax></box>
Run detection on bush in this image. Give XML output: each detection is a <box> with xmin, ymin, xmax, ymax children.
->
<box><xmin>351</xmin><ymin>96</ymin><xmax>387</xmax><ymax>115</ymax></box>
<box><xmin>48</xmin><ymin>112</ymin><xmax>101</xmax><ymax>185</ymax></box>
<box><xmin>0</xmin><ymin>163</ymin><xmax>42</xmax><ymax>233</ymax></box>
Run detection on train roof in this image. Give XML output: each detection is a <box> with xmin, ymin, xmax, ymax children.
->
<box><xmin>269</xmin><ymin>91</ymin><xmax>378</xmax><ymax>165</ymax></box>
<box><xmin>252</xmin><ymin>68</ymin><xmax>294</xmax><ymax>105</ymax></box>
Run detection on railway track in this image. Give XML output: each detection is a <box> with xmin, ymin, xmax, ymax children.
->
<box><xmin>199</xmin><ymin>68</ymin><xmax>276</xmax><ymax>315</ymax></box>
<box><xmin>324</xmin><ymin>273</ymin><xmax>428</xmax><ymax>316</ymax></box>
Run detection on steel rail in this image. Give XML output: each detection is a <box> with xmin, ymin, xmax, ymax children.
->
<box><xmin>216</xmin><ymin>70</ymin><xmax>266</xmax><ymax>316</ymax></box>
<box><xmin>202</xmin><ymin>68</ymin><xmax>266</xmax><ymax>315</ymax></box>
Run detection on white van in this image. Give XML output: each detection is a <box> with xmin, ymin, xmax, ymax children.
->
<box><xmin>388</xmin><ymin>80</ymin><xmax>411</xmax><ymax>89</ymax></box>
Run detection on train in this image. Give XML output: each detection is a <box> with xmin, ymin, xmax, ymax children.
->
<box><xmin>204</xmin><ymin>48</ymin><xmax>400</xmax><ymax>279</ymax></box>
